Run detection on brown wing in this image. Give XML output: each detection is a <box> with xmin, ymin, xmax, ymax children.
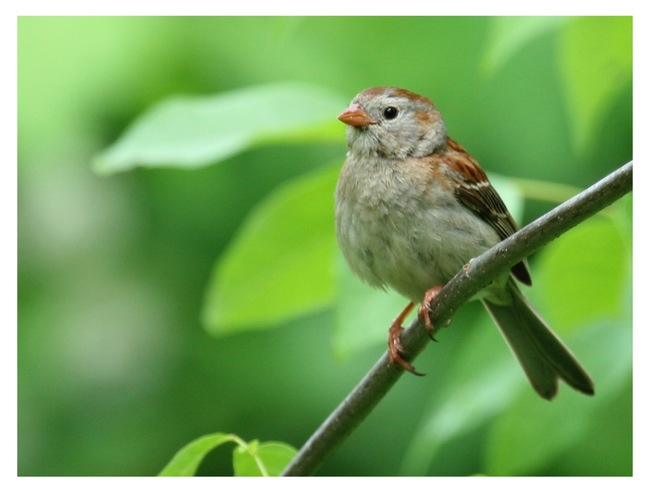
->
<box><xmin>440</xmin><ymin>138</ymin><xmax>531</xmax><ymax>286</ymax></box>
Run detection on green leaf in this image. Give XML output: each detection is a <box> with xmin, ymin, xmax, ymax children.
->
<box><xmin>202</xmin><ymin>162</ymin><xmax>339</xmax><ymax>334</ymax></box>
<box><xmin>532</xmin><ymin>212</ymin><xmax>631</xmax><ymax>332</ymax></box>
<box><xmin>482</xmin><ymin>17</ymin><xmax>571</xmax><ymax>76</ymax></box>
<box><xmin>233</xmin><ymin>441</ymin><xmax>297</xmax><ymax>476</ymax></box>
<box><xmin>558</xmin><ymin>17</ymin><xmax>632</xmax><ymax>153</ymax></box>
<box><xmin>159</xmin><ymin>433</ymin><xmax>296</xmax><ymax>476</ymax></box>
<box><xmin>92</xmin><ymin>82</ymin><xmax>346</xmax><ymax>175</ymax></box>
<box><xmin>158</xmin><ymin>433</ymin><xmax>237</xmax><ymax>476</ymax></box>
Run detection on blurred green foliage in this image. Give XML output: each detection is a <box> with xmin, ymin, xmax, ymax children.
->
<box><xmin>18</xmin><ymin>16</ymin><xmax>631</xmax><ymax>476</ymax></box>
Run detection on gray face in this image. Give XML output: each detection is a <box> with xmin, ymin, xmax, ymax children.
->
<box><xmin>346</xmin><ymin>87</ymin><xmax>448</xmax><ymax>160</ymax></box>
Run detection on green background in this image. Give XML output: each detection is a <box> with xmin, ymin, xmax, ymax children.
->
<box><xmin>18</xmin><ymin>16</ymin><xmax>632</xmax><ymax>476</ymax></box>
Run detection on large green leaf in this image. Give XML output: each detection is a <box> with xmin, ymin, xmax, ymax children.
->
<box><xmin>558</xmin><ymin>17</ymin><xmax>632</xmax><ymax>152</ymax></box>
<box><xmin>202</xmin><ymin>162</ymin><xmax>339</xmax><ymax>334</ymax></box>
<box><xmin>532</xmin><ymin>207</ymin><xmax>631</xmax><ymax>332</ymax></box>
<box><xmin>93</xmin><ymin>82</ymin><xmax>345</xmax><ymax>174</ymax></box>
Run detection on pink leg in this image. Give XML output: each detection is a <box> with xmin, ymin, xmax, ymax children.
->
<box><xmin>387</xmin><ymin>302</ymin><xmax>424</xmax><ymax>376</ymax></box>
<box><xmin>418</xmin><ymin>285</ymin><xmax>444</xmax><ymax>340</ymax></box>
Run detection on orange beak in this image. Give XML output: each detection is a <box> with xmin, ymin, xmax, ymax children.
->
<box><xmin>338</xmin><ymin>103</ymin><xmax>375</xmax><ymax>127</ymax></box>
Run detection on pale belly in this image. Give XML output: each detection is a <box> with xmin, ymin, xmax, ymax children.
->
<box><xmin>335</xmin><ymin>189</ymin><xmax>501</xmax><ymax>303</ymax></box>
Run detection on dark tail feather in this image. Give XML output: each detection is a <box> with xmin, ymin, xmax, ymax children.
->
<box><xmin>482</xmin><ymin>284</ymin><xmax>594</xmax><ymax>400</ymax></box>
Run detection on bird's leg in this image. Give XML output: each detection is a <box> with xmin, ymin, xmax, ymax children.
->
<box><xmin>418</xmin><ymin>285</ymin><xmax>444</xmax><ymax>340</ymax></box>
<box><xmin>387</xmin><ymin>284</ymin><xmax>444</xmax><ymax>376</ymax></box>
<box><xmin>387</xmin><ymin>301</ymin><xmax>424</xmax><ymax>376</ymax></box>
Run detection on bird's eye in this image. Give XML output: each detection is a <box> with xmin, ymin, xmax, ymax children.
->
<box><xmin>383</xmin><ymin>106</ymin><xmax>399</xmax><ymax>120</ymax></box>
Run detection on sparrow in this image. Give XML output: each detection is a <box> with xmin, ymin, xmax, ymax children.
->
<box><xmin>334</xmin><ymin>87</ymin><xmax>594</xmax><ymax>400</ymax></box>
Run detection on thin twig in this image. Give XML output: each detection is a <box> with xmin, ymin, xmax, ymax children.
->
<box><xmin>281</xmin><ymin>161</ymin><xmax>633</xmax><ymax>476</ymax></box>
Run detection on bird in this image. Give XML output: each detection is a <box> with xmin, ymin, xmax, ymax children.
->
<box><xmin>334</xmin><ymin>86</ymin><xmax>594</xmax><ymax>400</ymax></box>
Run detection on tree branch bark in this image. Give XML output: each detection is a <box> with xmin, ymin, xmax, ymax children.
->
<box><xmin>281</xmin><ymin>161</ymin><xmax>633</xmax><ymax>476</ymax></box>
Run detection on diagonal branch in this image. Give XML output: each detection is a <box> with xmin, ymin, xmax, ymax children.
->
<box><xmin>281</xmin><ymin>161</ymin><xmax>633</xmax><ymax>476</ymax></box>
